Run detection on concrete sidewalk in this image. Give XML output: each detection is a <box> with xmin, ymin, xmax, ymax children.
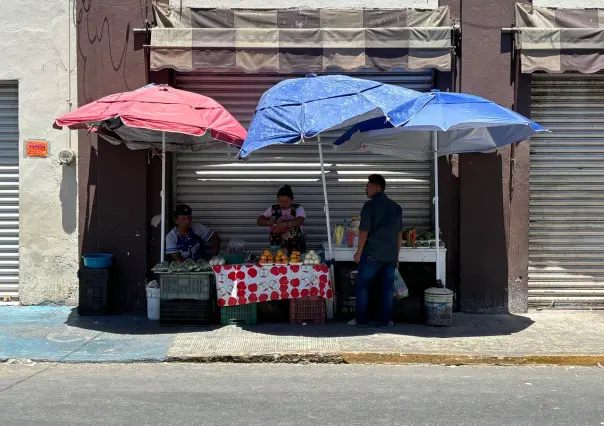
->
<box><xmin>1</xmin><ymin>306</ymin><xmax>603</xmax><ymax>365</ymax></box>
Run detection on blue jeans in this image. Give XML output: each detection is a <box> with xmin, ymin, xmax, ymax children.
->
<box><xmin>355</xmin><ymin>254</ymin><xmax>395</xmax><ymax>326</ymax></box>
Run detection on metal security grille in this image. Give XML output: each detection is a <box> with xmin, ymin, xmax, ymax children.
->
<box><xmin>529</xmin><ymin>73</ymin><xmax>604</xmax><ymax>308</ymax></box>
<box><xmin>174</xmin><ymin>71</ymin><xmax>433</xmax><ymax>253</ymax></box>
<box><xmin>0</xmin><ymin>82</ymin><xmax>19</xmax><ymax>301</ymax></box>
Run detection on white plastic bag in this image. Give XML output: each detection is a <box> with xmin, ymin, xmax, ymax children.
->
<box><xmin>393</xmin><ymin>269</ymin><xmax>409</xmax><ymax>299</ymax></box>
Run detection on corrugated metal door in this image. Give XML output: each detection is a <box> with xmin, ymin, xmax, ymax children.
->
<box><xmin>0</xmin><ymin>82</ymin><xmax>19</xmax><ymax>301</ymax></box>
<box><xmin>175</xmin><ymin>71</ymin><xmax>433</xmax><ymax>253</ymax></box>
<box><xmin>529</xmin><ymin>73</ymin><xmax>604</xmax><ymax>308</ymax></box>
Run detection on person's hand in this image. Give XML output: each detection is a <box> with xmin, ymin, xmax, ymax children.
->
<box><xmin>272</xmin><ymin>222</ymin><xmax>285</xmax><ymax>233</ymax></box>
<box><xmin>354</xmin><ymin>250</ymin><xmax>362</xmax><ymax>263</ymax></box>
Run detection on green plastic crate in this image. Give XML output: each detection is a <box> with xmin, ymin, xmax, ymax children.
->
<box><xmin>160</xmin><ymin>273</ymin><xmax>214</xmax><ymax>300</ymax></box>
<box><xmin>220</xmin><ymin>303</ymin><xmax>257</xmax><ymax>325</ymax></box>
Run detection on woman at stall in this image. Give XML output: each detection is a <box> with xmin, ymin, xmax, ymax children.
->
<box><xmin>257</xmin><ymin>185</ymin><xmax>307</xmax><ymax>255</ymax></box>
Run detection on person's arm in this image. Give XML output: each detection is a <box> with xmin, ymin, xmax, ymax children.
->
<box><xmin>257</xmin><ymin>216</ymin><xmax>274</xmax><ymax>226</ymax></box>
<box><xmin>195</xmin><ymin>223</ymin><xmax>220</xmax><ymax>257</ymax></box>
<box><xmin>165</xmin><ymin>231</ymin><xmax>183</xmax><ymax>262</ymax></box>
<box><xmin>396</xmin><ymin>206</ymin><xmax>403</xmax><ymax>268</ymax></box>
<box><xmin>354</xmin><ymin>203</ymin><xmax>372</xmax><ymax>263</ymax></box>
<box><xmin>257</xmin><ymin>206</ymin><xmax>275</xmax><ymax>227</ymax></box>
<box><xmin>354</xmin><ymin>231</ymin><xmax>368</xmax><ymax>263</ymax></box>
<box><xmin>211</xmin><ymin>233</ymin><xmax>220</xmax><ymax>257</ymax></box>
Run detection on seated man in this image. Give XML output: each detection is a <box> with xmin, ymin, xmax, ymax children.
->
<box><xmin>165</xmin><ymin>204</ymin><xmax>220</xmax><ymax>262</ymax></box>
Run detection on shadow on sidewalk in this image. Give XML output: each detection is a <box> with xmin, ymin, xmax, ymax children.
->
<box><xmin>64</xmin><ymin>309</ymin><xmax>218</xmax><ymax>335</ymax></box>
<box><xmin>66</xmin><ymin>308</ymin><xmax>534</xmax><ymax>339</ymax></box>
<box><xmin>231</xmin><ymin>314</ymin><xmax>535</xmax><ymax>339</ymax></box>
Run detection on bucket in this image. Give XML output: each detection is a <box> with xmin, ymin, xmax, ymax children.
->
<box><xmin>146</xmin><ymin>287</ymin><xmax>160</xmax><ymax>321</ymax></box>
<box><xmin>82</xmin><ymin>253</ymin><xmax>113</xmax><ymax>269</ymax></box>
<box><xmin>424</xmin><ymin>287</ymin><xmax>454</xmax><ymax>327</ymax></box>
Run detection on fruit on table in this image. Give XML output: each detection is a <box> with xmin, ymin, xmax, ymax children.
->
<box><xmin>260</xmin><ymin>249</ymin><xmax>275</xmax><ymax>265</ymax></box>
<box><xmin>209</xmin><ymin>255</ymin><xmax>226</xmax><ymax>266</ymax></box>
<box><xmin>303</xmin><ymin>250</ymin><xmax>320</xmax><ymax>265</ymax></box>
<box><xmin>289</xmin><ymin>250</ymin><xmax>301</xmax><ymax>264</ymax></box>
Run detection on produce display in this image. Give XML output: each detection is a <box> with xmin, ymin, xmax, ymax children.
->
<box><xmin>151</xmin><ymin>261</ymin><xmax>169</xmax><ymax>273</ymax></box>
<box><xmin>209</xmin><ymin>255</ymin><xmax>226</xmax><ymax>266</ymax></box>
<box><xmin>259</xmin><ymin>248</ymin><xmax>301</xmax><ymax>265</ymax></box>
<box><xmin>259</xmin><ymin>248</ymin><xmax>309</xmax><ymax>265</ymax></box>
<box><xmin>402</xmin><ymin>228</ymin><xmax>445</xmax><ymax>248</ymax></box>
<box><xmin>152</xmin><ymin>259</ymin><xmax>213</xmax><ymax>274</ymax></box>
<box><xmin>304</xmin><ymin>250</ymin><xmax>320</xmax><ymax>265</ymax></box>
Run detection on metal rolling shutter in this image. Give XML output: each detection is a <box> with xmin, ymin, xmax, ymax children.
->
<box><xmin>0</xmin><ymin>82</ymin><xmax>19</xmax><ymax>301</ymax></box>
<box><xmin>529</xmin><ymin>73</ymin><xmax>604</xmax><ymax>308</ymax></box>
<box><xmin>175</xmin><ymin>71</ymin><xmax>433</xmax><ymax>253</ymax></box>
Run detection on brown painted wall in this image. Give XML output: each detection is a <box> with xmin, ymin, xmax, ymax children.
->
<box><xmin>453</xmin><ymin>0</ymin><xmax>530</xmax><ymax>313</ymax></box>
<box><xmin>77</xmin><ymin>0</ymin><xmax>150</xmax><ymax>313</ymax></box>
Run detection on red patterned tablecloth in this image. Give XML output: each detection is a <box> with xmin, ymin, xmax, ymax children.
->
<box><xmin>212</xmin><ymin>264</ymin><xmax>333</xmax><ymax>307</ymax></box>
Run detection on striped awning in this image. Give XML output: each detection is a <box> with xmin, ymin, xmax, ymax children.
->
<box><xmin>150</xmin><ymin>2</ymin><xmax>453</xmax><ymax>73</ymax></box>
<box><xmin>515</xmin><ymin>3</ymin><xmax>604</xmax><ymax>74</ymax></box>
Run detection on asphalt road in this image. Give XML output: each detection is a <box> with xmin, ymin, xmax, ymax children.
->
<box><xmin>0</xmin><ymin>363</ymin><xmax>602</xmax><ymax>426</ymax></box>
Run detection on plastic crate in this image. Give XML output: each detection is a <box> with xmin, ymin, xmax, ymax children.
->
<box><xmin>160</xmin><ymin>273</ymin><xmax>213</xmax><ymax>300</ymax></box>
<box><xmin>290</xmin><ymin>296</ymin><xmax>326</xmax><ymax>324</ymax></box>
<box><xmin>336</xmin><ymin>289</ymin><xmax>383</xmax><ymax>322</ymax></box>
<box><xmin>160</xmin><ymin>299</ymin><xmax>215</xmax><ymax>326</ymax></box>
<box><xmin>220</xmin><ymin>303</ymin><xmax>257</xmax><ymax>325</ymax></box>
<box><xmin>334</xmin><ymin>263</ymin><xmax>357</xmax><ymax>295</ymax></box>
<box><xmin>336</xmin><ymin>293</ymin><xmax>356</xmax><ymax>320</ymax></box>
<box><xmin>393</xmin><ymin>296</ymin><xmax>425</xmax><ymax>324</ymax></box>
<box><xmin>77</xmin><ymin>268</ymin><xmax>110</xmax><ymax>315</ymax></box>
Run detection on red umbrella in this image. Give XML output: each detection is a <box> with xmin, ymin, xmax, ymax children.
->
<box><xmin>54</xmin><ymin>84</ymin><xmax>246</xmax><ymax>150</ymax></box>
<box><xmin>54</xmin><ymin>84</ymin><xmax>247</xmax><ymax>260</ymax></box>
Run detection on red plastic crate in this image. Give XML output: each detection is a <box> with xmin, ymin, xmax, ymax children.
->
<box><xmin>289</xmin><ymin>296</ymin><xmax>326</xmax><ymax>324</ymax></box>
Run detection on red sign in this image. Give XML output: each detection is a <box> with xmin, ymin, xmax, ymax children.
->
<box><xmin>26</xmin><ymin>140</ymin><xmax>49</xmax><ymax>157</ymax></box>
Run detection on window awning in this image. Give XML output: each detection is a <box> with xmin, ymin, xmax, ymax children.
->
<box><xmin>515</xmin><ymin>3</ymin><xmax>604</xmax><ymax>74</ymax></box>
<box><xmin>150</xmin><ymin>2</ymin><xmax>453</xmax><ymax>73</ymax></box>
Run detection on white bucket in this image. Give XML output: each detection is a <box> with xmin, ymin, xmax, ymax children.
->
<box><xmin>146</xmin><ymin>287</ymin><xmax>160</xmax><ymax>321</ymax></box>
<box><xmin>424</xmin><ymin>287</ymin><xmax>454</xmax><ymax>327</ymax></box>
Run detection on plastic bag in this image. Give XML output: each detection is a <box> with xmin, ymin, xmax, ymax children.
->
<box><xmin>393</xmin><ymin>269</ymin><xmax>409</xmax><ymax>300</ymax></box>
<box><xmin>146</xmin><ymin>280</ymin><xmax>159</xmax><ymax>289</ymax></box>
<box><xmin>227</xmin><ymin>238</ymin><xmax>246</xmax><ymax>254</ymax></box>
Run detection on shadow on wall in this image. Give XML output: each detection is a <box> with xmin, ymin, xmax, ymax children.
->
<box><xmin>438</xmin><ymin>154</ymin><xmax>460</xmax><ymax>309</ymax></box>
<box><xmin>459</xmin><ymin>152</ymin><xmax>509</xmax><ymax>313</ymax></box>
<box><xmin>60</xmin><ymin>163</ymin><xmax>78</xmax><ymax>234</ymax></box>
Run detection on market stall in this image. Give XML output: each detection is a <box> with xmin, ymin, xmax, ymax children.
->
<box><xmin>153</xmin><ymin>248</ymin><xmax>332</xmax><ymax>325</ymax></box>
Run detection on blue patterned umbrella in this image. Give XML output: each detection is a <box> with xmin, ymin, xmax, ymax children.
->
<box><xmin>239</xmin><ymin>74</ymin><xmax>433</xmax><ymax>157</ymax></box>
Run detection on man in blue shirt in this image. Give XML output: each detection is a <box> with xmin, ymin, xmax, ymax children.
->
<box><xmin>165</xmin><ymin>204</ymin><xmax>220</xmax><ymax>262</ymax></box>
<box><xmin>352</xmin><ymin>174</ymin><xmax>403</xmax><ymax>328</ymax></box>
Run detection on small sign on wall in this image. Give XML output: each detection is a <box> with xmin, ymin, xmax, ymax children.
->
<box><xmin>25</xmin><ymin>139</ymin><xmax>49</xmax><ymax>158</ymax></box>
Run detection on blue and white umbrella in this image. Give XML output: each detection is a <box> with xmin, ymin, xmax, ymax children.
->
<box><xmin>334</xmin><ymin>91</ymin><xmax>548</xmax><ymax>284</ymax></box>
<box><xmin>240</xmin><ymin>74</ymin><xmax>434</xmax><ymax>281</ymax></box>
<box><xmin>240</xmin><ymin>74</ymin><xmax>433</xmax><ymax>158</ymax></box>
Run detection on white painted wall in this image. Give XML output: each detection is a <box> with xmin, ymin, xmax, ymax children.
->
<box><xmin>177</xmin><ymin>0</ymin><xmax>438</xmax><ymax>9</ymax></box>
<box><xmin>533</xmin><ymin>0</ymin><xmax>604</xmax><ymax>7</ymax></box>
<box><xmin>0</xmin><ymin>0</ymin><xmax>79</xmax><ymax>304</ymax></box>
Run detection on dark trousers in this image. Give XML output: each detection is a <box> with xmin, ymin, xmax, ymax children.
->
<box><xmin>355</xmin><ymin>254</ymin><xmax>395</xmax><ymax>326</ymax></box>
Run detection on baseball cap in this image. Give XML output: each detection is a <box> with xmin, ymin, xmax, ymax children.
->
<box><xmin>174</xmin><ymin>204</ymin><xmax>192</xmax><ymax>217</ymax></box>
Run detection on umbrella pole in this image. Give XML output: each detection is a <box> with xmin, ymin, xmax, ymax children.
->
<box><xmin>160</xmin><ymin>132</ymin><xmax>166</xmax><ymax>262</ymax></box>
<box><xmin>432</xmin><ymin>131</ymin><xmax>442</xmax><ymax>286</ymax></box>
<box><xmin>318</xmin><ymin>138</ymin><xmax>335</xmax><ymax>319</ymax></box>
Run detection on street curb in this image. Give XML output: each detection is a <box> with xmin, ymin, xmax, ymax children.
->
<box><xmin>341</xmin><ymin>353</ymin><xmax>604</xmax><ymax>367</ymax></box>
<box><xmin>163</xmin><ymin>352</ymin><xmax>604</xmax><ymax>367</ymax></box>
<box><xmin>164</xmin><ymin>353</ymin><xmax>346</xmax><ymax>364</ymax></box>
